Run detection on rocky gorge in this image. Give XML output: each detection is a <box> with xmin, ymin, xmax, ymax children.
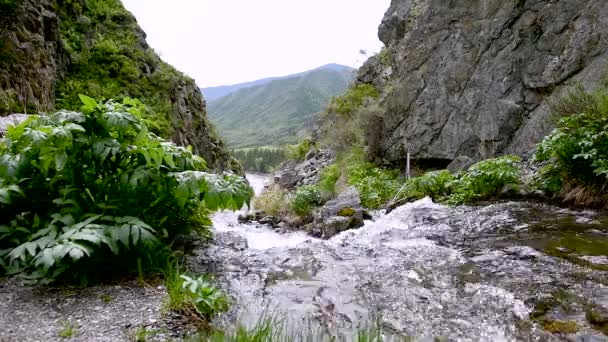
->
<box><xmin>1</xmin><ymin>0</ymin><xmax>608</xmax><ymax>340</ymax></box>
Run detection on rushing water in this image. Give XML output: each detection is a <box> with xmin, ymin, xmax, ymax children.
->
<box><xmin>194</xmin><ymin>174</ymin><xmax>608</xmax><ymax>341</ymax></box>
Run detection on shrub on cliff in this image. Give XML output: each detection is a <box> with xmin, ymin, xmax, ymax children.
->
<box><xmin>285</xmin><ymin>138</ymin><xmax>312</xmax><ymax>161</ymax></box>
<box><xmin>290</xmin><ymin>185</ymin><xmax>323</xmax><ymax>217</ymax></box>
<box><xmin>448</xmin><ymin>156</ymin><xmax>521</xmax><ymax>204</ymax></box>
<box><xmin>0</xmin><ymin>96</ymin><xmax>252</xmax><ymax>283</ymax></box>
<box><xmin>395</xmin><ymin>170</ymin><xmax>456</xmax><ymax>202</ymax></box>
<box><xmin>535</xmin><ymin>85</ymin><xmax>608</xmax><ymax>205</ymax></box>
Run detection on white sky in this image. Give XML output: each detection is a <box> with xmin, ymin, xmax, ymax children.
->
<box><xmin>121</xmin><ymin>0</ymin><xmax>390</xmax><ymax>87</ymax></box>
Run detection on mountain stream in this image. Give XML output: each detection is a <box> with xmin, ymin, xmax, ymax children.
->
<box><xmin>191</xmin><ymin>174</ymin><xmax>608</xmax><ymax>341</ymax></box>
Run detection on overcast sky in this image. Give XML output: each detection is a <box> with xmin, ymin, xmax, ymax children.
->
<box><xmin>121</xmin><ymin>0</ymin><xmax>390</xmax><ymax>87</ymax></box>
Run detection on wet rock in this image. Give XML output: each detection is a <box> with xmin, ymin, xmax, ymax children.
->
<box><xmin>312</xmin><ymin>187</ymin><xmax>364</xmax><ymax>238</ymax></box>
<box><xmin>237</xmin><ymin>211</ymin><xmax>264</xmax><ymax>224</ymax></box>
<box><xmin>213</xmin><ymin>231</ymin><xmax>248</xmax><ymax>251</ymax></box>
<box><xmin>569</xmin><ymin>334</ymin><xmax>608</xmax><ymax>342</ymax></box>
<box><xmin>258</xmin><ymin>216</ymin><xmax>276</xmax><ymax>226</ymax></box>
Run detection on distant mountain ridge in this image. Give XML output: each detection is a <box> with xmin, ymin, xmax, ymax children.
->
<box><xmin>202</xmin><ymin>64</ymin><xmax>352</xmax><ymax>102</ymax></box>
<box><xmin>207</xmin><ymin>64</ymin><xmax>355</xmax><ymax>148</ymax></box>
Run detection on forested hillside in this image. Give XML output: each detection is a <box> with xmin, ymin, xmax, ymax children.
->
<box><xmin>208</xmin><ymin>64</ymin><xmax>354</xmax><ymax>148</ymax></box>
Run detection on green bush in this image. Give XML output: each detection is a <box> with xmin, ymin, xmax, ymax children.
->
<box><xmin>0</xmin><ymin>0</ymin><xmax>17</xmax><ymax>16</ymax></box>
<box><xmin>317</xmin><ymin>164</ymin><xmax>340</xmax><ymax>196</ymax></box>
<box><xmin>180</xmin><ymin>274</ymin><xmax>228</xmax><ymax>318</ymax></box>
<box><xmin>448</xmin><ymin>156</ymin><xmax>521</xmax><ymax>204</ymax></box>
<box><xmin>532</xmin><ymin>163</ymin><xmax>563</xmax><ymax>195</ymax></box>
<box><xmin>290</xmin><ymin>185</ymin><xmax>323</xmax><ymax>217</ymax></box>
<box><xmin>396</xmin><ymin>170</ymin><xmax>455</xmax><ymax>202</ymax></box>
<box><xmin>347</xmin><ymin>163</ymin><xmax>401</xmax><ymax>209</ymax></box>
<box><xmin>0</xmin><ymin>96</ymin><xmax>252</xmax><ymax>283</ymax></box>
<box><xmin>330</xmin><ymin>84</ymin><xmax>379</xmax><ymax>118</ymax></box>
<box><xmin>285</xmin><ymin>138</ymin><xmax>311</xmax><ymax>161</ymax></box>
<box><xmin>536</xmin><ymin>85</ymin><xmax>608</xmax><ymax>194</ymax></box>
<box><xmin>253</xmin><ymin>186</ymin><xmax>288</xmax><ymax>217</ymax></box>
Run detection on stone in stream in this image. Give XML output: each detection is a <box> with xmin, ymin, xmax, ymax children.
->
<box><xmin>309</xmin><ymin>186</ymin><xmax>365</xmax><ymax>238</ymax></box>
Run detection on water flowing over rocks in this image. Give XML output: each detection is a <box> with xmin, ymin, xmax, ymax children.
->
<box><xmin>308</xmin><ymin>186</ymin><xmax>365</xmax><ymax>239</ymax></box>
<box><xmin>196</xmin><ymin>174</ymin><xmax>608</xmax><ymax>340</ymax></box>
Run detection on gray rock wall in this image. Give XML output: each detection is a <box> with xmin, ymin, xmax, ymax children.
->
<box><xmin>360</xmin><ymin>0</ymin><xmax>608</xmax><ymax>165</ymax></box>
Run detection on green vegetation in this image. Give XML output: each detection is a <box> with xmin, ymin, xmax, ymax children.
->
<box><xmin>0</xmin><ymin>0</ymin><xmax>17</xmax><ymax>15</ymax></box>
<box><xmin>163</xmin><ymin>260</ymin><xmax>229</xmax><ymax>322</ymax></box>
<box><xmin>318</xmin><ymin>83</ymin><xmax>383</xmax><ymax>154</ymax></box>
<box><xmin>329</xmin><ymin>84</ymin><xmax>379</xmax><ymax>118</ymax></box>
<box><xmin>392</xmin><ymin>156</ymin><xmax>521</xmax><ymax>205</ymax></box>
<box><xmin>100</xmin><ymin>294</ymin><xmax>113</xmax><ymax>303</ymax></box>
<box><xmin>337</xmin><ymin>207</ymin><xmax>356</xmax><ymax>217</ymax></box>
<box><xmin>233</xmin><ymin>147</ymin><xmax>285</xmax><ymax>173</ymax></box>
<box><xmin>289</xmin><ymin>186</ymin><xmax>323</xmax><ymax>217</ymax></box>
<box><xmin>51</xmin><ymin>0</ymin><xmax>215</xmax><ymax>140</ymax></box>
<box><xmin>448</xmin><ymin>156</ymin><xmax>521</xmax><ymax>203</ymax></box>
<box><xmin>180</xmin><ymin>275</ymin><xmax>228</xmax><ymax>317</ymax></box>
<box><xmin>317</xmin><ymin>164</ymin><xmax>340</xmax><ymax>196</ymax></box>
<box><xmin>285</xmin><ymin>138</ymin><xmax>311</xmax><ymax>161</ymax></box>
<box><xmin>191</xmin><ymin>318</ymin><xmax>387</xmax><ymax>342</ymax></box>
<box><xmin>395</xmin><ymin>170</ymin><xmax>455</xmax><ymax>202</ymax></box>
<box><xmin>58</xmin><ymin>321</ymin><xmax>77</xmax><ymax>339</ymax></box>
<box><xmin>253</xmin><ymin>186</ymin><xmax>288</xmax><ymax>217</ymax></box>
<box><xmin>586</xmin><ymin>305</ymin><xmax>608</xmax><ymax>334</ymax></box>
<box><xmin>542</xmin><ymin>320</ymin><xmax>579</xmax><ymax>334</ymax></box>
<box><xmin>0</xmin><ymin>96</ymin><xmax>252</xmax><ymax>283</ymax></box>
<box><xmin>347</xmin><ymin>162</ymin><xmax>401</xmax><ymax>209</ymax></box>
<box><xmin>208</xmin><ymin>66</ymin><xmax>355</xmax><ymax>148</ymax></box>
<box><xmin>535</xmin><ymin>84</ymin><xmax>608</xmax><ymax>205</ymax></box>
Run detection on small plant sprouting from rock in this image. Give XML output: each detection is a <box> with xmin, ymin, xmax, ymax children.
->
<box><xmin>58</xmin><ymin>321</ymin><xmax>77</xmax><ymax>339</ymax></box>
<box><xmin>180</xmin><ymin>275</ymin><xmax>228</xmax><ymax>318</ymax></box>
<box><xmin>100</xmin><ymin>294</ymin><xmax>113</xmax><ymax>303</ymax></box>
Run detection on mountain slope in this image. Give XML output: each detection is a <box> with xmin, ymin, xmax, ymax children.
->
<box><xmin>202</xmin><ymin>64</ymin><xmax>351</xmax><ymax>102</ymax></box>
<box><xmin>208</xmin><ymin>65</ymin><xmax>355</xmax><ymax>148</ymax></box>
<box><xmin>0</xmin><ymin>0</ymin><xmax>240</xmax><ymax>173</ymax></box>
<box><xmin>202</xmin><ymin>77</ymin><xmax>281</xmax><ymax>103</ymax></box>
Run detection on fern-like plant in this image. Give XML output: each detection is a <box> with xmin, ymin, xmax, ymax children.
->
<box><xmin>0</xmin><ymin>95</ymin><xmax>253</xmax><ymax>282</ymax></box>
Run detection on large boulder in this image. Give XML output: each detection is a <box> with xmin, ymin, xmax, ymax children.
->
<box><xmin>359</xmin><ymin>0</ymin><xmax>608</xmax><ymax>166</ymax></box>
<box><xmin>309</xmin><ymin>187</ymin><xmax>365</xmax><ymax>238</ymax></box>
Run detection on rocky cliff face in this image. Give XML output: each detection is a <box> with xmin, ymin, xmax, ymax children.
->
<box><xmin>0</xmin><ymin>0</ymin><xmax>241</xmax><ymax>173</ymax></box>
<box><xmin>359</xmin><ymin>0</ymin><xmax>608</xmax><ymax>167</ymax></box>
<box><xmin>0</xmin><ymin>0</ymin><xmax>67</xmax><ymax>114</ymax></box>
